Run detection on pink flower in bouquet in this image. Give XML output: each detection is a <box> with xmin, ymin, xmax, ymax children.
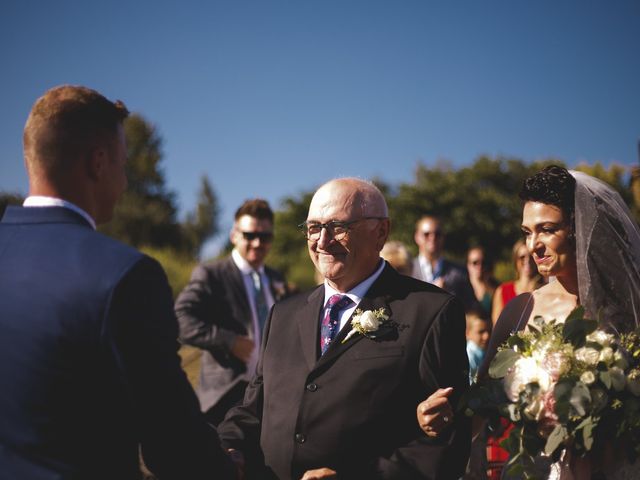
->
<box><xmin>541</xmin><ymin>351</ymin><xmax>570</xmax><ymax>381</ymax></box>
<box><xmin>538</xmin><ymin>389</ymin><xmax>559</xmax><ymax>436</ymax></box>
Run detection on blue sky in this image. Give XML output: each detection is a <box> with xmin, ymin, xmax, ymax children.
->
<box><xmin>1</xmin><ymin>1</ymin><xmax>639</xmax><ymax>257</ymax></box>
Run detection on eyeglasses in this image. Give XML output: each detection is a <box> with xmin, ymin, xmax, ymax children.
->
<box><xmin>421</xmin><ymin>230</ymin><xmax>442</xmax><ymax>238</ymax></box>
<box><xmin>298</xmin><ymin>217</ymin><xmax>387</xmax><ymax>241</ymax></box>
<box><xmin>240</xmin><ymin>231</ymin><xmax>273</xmax><ymax>242</ymax></box>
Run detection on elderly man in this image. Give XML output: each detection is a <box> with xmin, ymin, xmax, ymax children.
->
<box><xmin>218</xmin><ymin>178</ymin><xmax>470</xmax><ymax>479</ymax></box>
<box><xmin>0</xmin><ymin>85</ymin><xmax>233</xmax><ymax>479</ymax></box>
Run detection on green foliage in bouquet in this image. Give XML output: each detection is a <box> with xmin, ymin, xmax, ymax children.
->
<box><xmin>462</xmin><ymin>307</ymin><xmax>640</xmax><ymax>477</ymax></box>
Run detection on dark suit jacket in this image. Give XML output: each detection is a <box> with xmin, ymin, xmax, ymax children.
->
<box><xmin>218</xmin><ymin>263</ymin><xmax>471</xmax><ymax>479</ymax></box>
<box><xmin>412</xmin><ymin>257</ymin><xmax>478</xmax><ymax>312</ymax></box>
<box><xmin>0</xmin><ymin>206</ymin><xmax>233</xmax><ymax>480</ymax></box>
<box><xmin>175</xmin><ymin>256</ymin><xmax>289</xmax><ymax>412</ymax></box>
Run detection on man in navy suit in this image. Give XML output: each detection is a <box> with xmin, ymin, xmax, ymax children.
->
<box><xmin>0</xmin><ymin>85</ymin><xmax>234</xmax><ymax>479</ymax></box>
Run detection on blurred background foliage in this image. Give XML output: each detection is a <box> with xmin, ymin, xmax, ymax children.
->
<box><xmin>2</xmin><ymin>112</ymin><xmax>639</xmax><ymax>296</ymax></box>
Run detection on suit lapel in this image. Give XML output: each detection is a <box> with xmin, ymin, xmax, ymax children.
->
<box><xmin>297</xmin><ymin>286</ymin><xmax>325</xmax><ymax>371</ymax></box>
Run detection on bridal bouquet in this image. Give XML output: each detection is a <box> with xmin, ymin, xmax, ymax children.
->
<box><xmin>464</xmin><ymin>307</ymin><xmax>640</xmax><ymax>477</ymax></box>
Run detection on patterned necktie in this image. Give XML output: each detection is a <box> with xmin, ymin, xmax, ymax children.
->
<box><xmin>251</xmin><ymin>270</ymin><xmax>269</xmax><ymax>333</ymax></box>
<box><xmin>320</xmin><ymin>294</ymin><xmax>354</xmax><ymax>355</ymax></box>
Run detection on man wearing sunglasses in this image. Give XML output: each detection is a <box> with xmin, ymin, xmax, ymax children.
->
<box><xmin>176</xmin><ymin>199</ymin><xmax>289</xmax><ymax>426</ymax></box>
<box><xmin>412</xmin><ymin>215</ymin><xmax>478</xmax><ymax>312</ymax></box>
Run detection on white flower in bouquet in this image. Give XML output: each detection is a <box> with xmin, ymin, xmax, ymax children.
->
<box><xmin>627</xmin><ymin>368</ymin><xmax>640</xmax><ymax>396</ymax></box>
<box><xmin>504</xmin><ymin>356</ymin><xmax>552</xmax><ymax>402</ymax></box>
<box><xmin>575</xmin><ymin>346</ymin><xmax>600</xmax><ymax>366</ymax></box>
<box><xmin>580</xmin><ymin>370</ymin><xmax>596</xmax><ymax>385</ymax></box>
<box><xmin>542</xmin><ymin>350</ymin><xmax>571</xmax><ymax>381</ymax></box>
<box><xmin>586</xmin><ymin>330</ymin><xmax>614</xmax><ymax>347</ymax></box>
<box><xmin>599</xmin><ymin>346</ymin><xmax>614</xmax><ymax>364</ymax></box>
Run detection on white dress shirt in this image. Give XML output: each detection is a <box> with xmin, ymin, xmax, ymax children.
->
<box><xmin>231</xmin><ymin>248</ymin><xmax>275</xmax><ymax>378</ymax></box>
<box><xmin>323</xmin><ymin>259</ymin><xmax>386</xmax><ymax>330</ymax></box>
<box><xmin>23</xmin><ymin>196</ymin><xmax>96</xmax><ymax>230</ymax></box>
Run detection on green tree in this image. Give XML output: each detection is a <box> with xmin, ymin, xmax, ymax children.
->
<box><xmin>0</xmin><ymin>192</ymin><xmax>24</xmax><ymax>218</ymax></box>
<box><xmin>387</xmin><ymin>157</ymin><xmax>561</xmax><ymax>263</ymax></box>
<box><xmin>99</xmin><ymin>114</ymin><xmax>220</xmax><ymax>257</ymax></box>
<box><xmin>268</xmin><ymin>192</ymin><xmax>317</xmax><ymax>290</ymax></box>
<box><xmin>182</xmin><ymin>176</ymin><xmax>220</xmax><ymax>257</ymax></box>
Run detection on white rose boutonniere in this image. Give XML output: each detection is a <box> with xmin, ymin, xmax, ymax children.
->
<box><xmin>342</xmin><ymin>308</ymin><xmax>390</xmax><ymax>343</ymax></box>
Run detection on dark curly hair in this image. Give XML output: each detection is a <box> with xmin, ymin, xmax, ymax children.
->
<box><xmin>519</xmin><ymin>165</ymin><xmax>576</xmax><ymax>227</ymax></box>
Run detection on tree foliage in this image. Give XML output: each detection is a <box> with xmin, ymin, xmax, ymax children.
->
<box><xmin>0</xmin><ymin>192</ymin><xmax>24</xmax><ymax>218</ymax></box>
<box><xmin>99</xmin><ymin>114</ymin><xmax>219</xmax><ymax>257</ymax></box>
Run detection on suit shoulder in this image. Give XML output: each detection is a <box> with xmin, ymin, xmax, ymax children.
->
<box><xmin>273</xmin><ymin>285</ymin><xmax>321</xmax><ymax>310</ymax></box>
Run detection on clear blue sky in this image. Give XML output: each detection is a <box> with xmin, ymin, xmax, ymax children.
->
<box><xmin>2</xmin><ymin>0</ymin><xmax>639</xmax><ymax>257</ymax></box>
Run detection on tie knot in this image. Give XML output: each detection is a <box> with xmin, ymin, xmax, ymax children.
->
<box><xmin>326</xmin><ymin>294</ymin><xmax>353</xmax><ymax>311</ymax></box>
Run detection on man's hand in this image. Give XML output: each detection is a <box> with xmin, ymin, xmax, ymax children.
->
<box><xmin>416</xmin><ymin>387</ymin><xmax>454</xmax><ymax>438</ymax></box>
<box><xmin>227</xmin><ymin>448</ymin><xmax>245</xmax><ymax>480</ymax></box>
<box><xmin>230</xmin><ymin>336</ymin><xmax>254</xmax><ymax>364</ymax></box>
<box><xmin>300</xmin><ymin>468</ymin><xmax>337</xmax><ymax>479</ymax></box>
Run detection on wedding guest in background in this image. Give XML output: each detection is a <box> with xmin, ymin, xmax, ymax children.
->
<box><xmin>218</xmin><ymin>177</ymin><xmax>470</xmax><ymax>479</ymax></box>
<box><xmin>412</xmin><ymin>215</ymin><xmax>478</xmax><ymax>311</ymax></box>
<box><xmin>0</xmin><ymin>85</ymin><xmax>233</xmax><ymax>479</ymax></box>
<box><xmin>490</xmin><ymin>239</ymin><xmax>543</xmax><ymax>325</ymax></box>
<box><xmin>380</xmin><ymin>239</ymin><xmax>413</xmax><ymax>275</ymax></box>
<box><xmin>465</xmin><ymin>308</ymin><xmax>491</xmax><ymax>383</ymax></box>
<box><xmin>176</xmin><ymin>198</ymin><xmax>289</xmax><ymax>426</ymax></box>
<box><xmin>466</xmin><ymin>246</ymin><xmax>497</xmax><ymax>317</ymax></box>
<box><xmin>464</xmin><ymin>310</ymin><xmax>491</xmax><ymax>480</ymax></box>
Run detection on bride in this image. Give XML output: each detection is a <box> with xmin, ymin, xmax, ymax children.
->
<box><xmin>417</xmin><ymin>165</ymin><xmax>640</xmax><ymax>479</ymax></box>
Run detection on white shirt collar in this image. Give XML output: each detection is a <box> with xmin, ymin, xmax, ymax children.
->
<box><xmin>231</xmin><ymin>248</ymin><xmax>264</xmax><ymax>275</ymax></box>
<box><xmin>323</xmin><ymin>259</ymin><xmax>386</xmax><ymax>306</ymax></box>
<box><xmin>418</xmin><ymin>255</ymin><xmax>443</xmax><ymax>282</ymax></box>
<box><xmin>23</xmin><ymin>196</ymin><xmax>96</xmax><ymax>230</ymax></box>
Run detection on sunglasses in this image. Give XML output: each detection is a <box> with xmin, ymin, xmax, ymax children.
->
<box><xmin>240</xmin><ymin>231</ymin><xmax>273</xmax><ymax>242</ymax></box>
<box><xmin>421</xmin><ymin>231</ymin><xmax>443</xmax><ymax>238</ymax></box>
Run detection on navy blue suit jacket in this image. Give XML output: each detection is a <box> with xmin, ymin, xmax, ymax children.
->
<box><xmin>0</xmin><ymin>206</ymin><xmax>233</xmax><ymax>480</ymax></box>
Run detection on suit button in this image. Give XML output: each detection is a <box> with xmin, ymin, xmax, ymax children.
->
<box><xmin>306</xmin><ymin>383</ymin><xmax>318</xmax><ymax>392</ymax></box>
<box><xmin>295</xmin><ymin>433</ymin><xmax>306</xmax><ymax>444</ymax></box>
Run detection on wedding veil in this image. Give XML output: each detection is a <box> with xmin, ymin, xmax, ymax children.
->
<box><xmin>571</xmin><ymin>170</ymin><xmax>640</xmax><ymax>332</ymax></box>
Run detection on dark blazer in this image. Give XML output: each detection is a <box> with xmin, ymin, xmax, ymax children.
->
<box><xmin>218</xmin><ymin>263</ymin><xmax>471</xmax><ymax>480</ymax></box>
<box><xmin>412</xmin><ymin>257</ymin><xmax>478</xmax><ymax>312</ymax></box>
<box><xmin>175</xmin><ymin>256</ymin><xmax>289</xmax><ymax>412</ymax></box>
<box><xmin>0</xmin><ymin>206</ymin><xmax>233</xmax><ymax>480</ymax></box>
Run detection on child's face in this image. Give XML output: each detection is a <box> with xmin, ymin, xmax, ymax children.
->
<box><xmin>466</xmin><ymin>318</ymin><xmax>490</xmax><ymax>349</ymax></box>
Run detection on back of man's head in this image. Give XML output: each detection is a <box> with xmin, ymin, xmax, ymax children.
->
<box><xmin>23</xmin><ymin>85</ymin><xmax>129</xmax><ymax>187</ymax></box>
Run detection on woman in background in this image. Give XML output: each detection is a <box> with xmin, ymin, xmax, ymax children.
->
<box><xmin>467</xmin><ymin>246</ymin><xmax>497</xmax><ymax>317</ymax></box>
<box><xmin>490</xmin><ymin>239</ymin><xmax>542</xmax><ymax>325</ymax></box>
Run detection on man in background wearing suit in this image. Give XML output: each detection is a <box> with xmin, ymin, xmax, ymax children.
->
<box><xmin>0</xmin><ymin>85</ymin><xmax>234</xmax><ymax>480</ymax></box>
<box><xmin>412</xmin><ymin>215</ymin><xmax>477</xmax><ymax>311</ymax></box>
<box><xmin>218</xmin><ymin>178</ymin><xmax>470</xmax><ymax>479</ymax></box>
<box><xmin>176</xmin><ymin>199</ymin><xmax>289</xmax><ymax>425</ymax></box>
